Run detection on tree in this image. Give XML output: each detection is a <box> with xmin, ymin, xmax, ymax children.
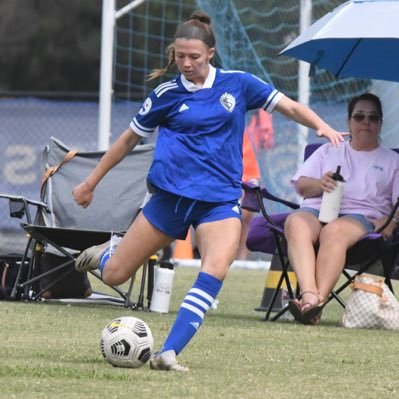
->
<box><xmin>0</xmin><ymin>0</ymin><xmax>101</xmax><ymax>92</ymax></box>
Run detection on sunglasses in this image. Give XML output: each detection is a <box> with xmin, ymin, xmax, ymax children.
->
<box><xmin>351</xmin><ymin>113</ymin><xmax>381</xmax><ymax>123</ymax></box>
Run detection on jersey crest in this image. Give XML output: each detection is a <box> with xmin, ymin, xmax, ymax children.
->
<box><xmin>220</xmin><ymin>92</ymin><xmax>236</xmax><ymax>113</ymax></box>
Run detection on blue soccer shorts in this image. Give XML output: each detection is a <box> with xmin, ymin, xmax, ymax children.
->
<box><xmin>142</xmin><ymin>188</ymin><xmax>241</xmax><ymax>239</ymax></box>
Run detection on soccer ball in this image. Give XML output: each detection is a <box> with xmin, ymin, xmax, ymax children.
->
<box><xmin>100</xmin><ymin>316</ymin><xmax>154</xmax><ymax>368</ymax></box>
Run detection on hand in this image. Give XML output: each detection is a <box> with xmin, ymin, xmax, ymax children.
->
<box><xmin>316</xmin><ymin>125</ymin><xmax>349</xmax><ymax>147</ymax></box>
<box><xmin>370</xmin><ymin>217</ymin><xmax>396</xmax><ymax>239</ymax></box>
<box><xmin>73</xmin><ymin>181</ymin><xmax>94</xmax><ymax>208</ymax></box>
<box><xmin>319</xmin><ymin>172</ymin><xmax>337</xmax><ymax>193</ymax></box>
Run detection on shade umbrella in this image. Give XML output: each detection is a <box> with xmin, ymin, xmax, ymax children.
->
<box><xmin>280</xmin><ymin>0</ymin><xmax>399</xmax><ymax>82</ymax></box>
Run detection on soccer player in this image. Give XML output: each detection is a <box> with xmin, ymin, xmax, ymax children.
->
<box><xmin>73</xmin><ymin>11</ymin><xmax>347</xmax><ymax>371</ymax></box>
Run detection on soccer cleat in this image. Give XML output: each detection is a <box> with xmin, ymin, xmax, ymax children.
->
<box><xmin>150</xmin><ymin>350</ymin><xmax>189</xmax><ymax>372</ymax></box>
<box><xmin>75</xmin><ymin>241</ymin><xmax>110</xmax><ymax>272</ymax></box>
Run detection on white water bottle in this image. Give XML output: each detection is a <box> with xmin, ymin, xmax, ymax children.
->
<box><xmin>150</xmin><ymin>261</ymin><xmax>175</xmax><ymax>314</ymax></box>
<box><xmin>319</xmin><ymin>166</ymin><xmax>345</xmax><ymax>223</ymax></box>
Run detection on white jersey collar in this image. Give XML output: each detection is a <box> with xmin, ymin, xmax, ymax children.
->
<box><xmin>180</xmin><ymin>65</ymin><xmax>216</xmax><ymax>92</ymax></box>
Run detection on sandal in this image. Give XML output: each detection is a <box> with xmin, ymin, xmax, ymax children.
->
<box><xmin>301</xmin><ymin>304</ymin><xmax>324</xmax><ymax>325</ymax></box>
<box><xmin>300</xmin><ymin>291</ymin><xmax>324</xmax><ymax>325</ymax></box>
<box><xmin>288</xmin><ymin>299</ymin><xmax>303</xmax><ymax>322</ymax></box>
<box><xmin>288</xmin><ymin>291</ymin><xmax>324</xmax><ymax>325</ymax></box>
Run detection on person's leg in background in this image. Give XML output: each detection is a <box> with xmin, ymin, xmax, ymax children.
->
<box><xmin>237</xmin><ymin>206</ymin><xmax>255</xmax><ymax>260</ymax></box>
<box><xmin>237</xmin><ymin>132</ymin><xmax>261</xmax><ymax>260</ymax></box>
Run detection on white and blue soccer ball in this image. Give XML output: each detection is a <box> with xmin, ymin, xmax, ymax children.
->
<box><xmin>100</xmin><ymin>316</ymin><xmax>154</xmax><ymax>368</ymax></box>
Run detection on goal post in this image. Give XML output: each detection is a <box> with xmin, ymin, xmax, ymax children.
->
<box><xmin>98</xmin><ymin>0</ymin><xmax>147</xmax><ymax>151</ymax></box>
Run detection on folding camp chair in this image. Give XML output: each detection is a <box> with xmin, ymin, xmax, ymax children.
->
<box><xmin>242</xmin><ymin>143</ymin><xmax>399</xmax><ymax>321</ymax></box>
<box><xmin>0</xmin><ymin>137</ymin><xmax>156</xmax><ymax>309</ymax></box>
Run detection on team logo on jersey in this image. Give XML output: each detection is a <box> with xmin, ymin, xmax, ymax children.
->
<box><xmin>139</xmin><ymin>97</ymin><xmax>152</xmax><ymax>115</ymax></box>
<box><xmin>220</xmin><ymin>92</ymin><xmax>236</xmax><ymax>112</ymax></box>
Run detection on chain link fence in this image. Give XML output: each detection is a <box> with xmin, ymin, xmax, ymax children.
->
<box><xmin>0</xmin><ymin>93</ymin><xmax>141</xmax><ymax>253</ymax></box>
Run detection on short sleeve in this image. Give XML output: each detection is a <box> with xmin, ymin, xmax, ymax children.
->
<box><xmin>130</xmin><ymin>88</ymin><xmax>173</xmax><ymax>137</ymax></box>
<box><xmin>241</xmin><ymin>73</ymin><xmax>284</xmax><ymax>113</ymax></box>
<box><xmin>291</xmin><ymin>145</ymin><xmax>327</xmax><ymax>184</ymax></box>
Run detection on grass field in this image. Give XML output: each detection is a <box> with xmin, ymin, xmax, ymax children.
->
<box><xmin>1</xmin><ymin>266</ymin><xmax>399</xmax><ymax>399</ymax></box>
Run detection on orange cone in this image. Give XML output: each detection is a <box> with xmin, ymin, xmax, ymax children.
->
<box><xmin>173</xmin><ymin>229</ymin><xmax>194</xmax><ymax>259</ymax></box>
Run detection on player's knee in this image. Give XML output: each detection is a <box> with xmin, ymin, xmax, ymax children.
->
<box><xmin>102</xmin><ymin>261</ymin><xmax>130</xmax><ymax>286</ymax></box>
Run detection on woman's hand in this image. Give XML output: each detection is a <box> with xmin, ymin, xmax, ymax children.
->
<box><xmin>73</xmin><ymin>181</ymin><xmax>94</xmax><ymax>208</ymax></box>
<box><xmin>319</xmin><ymin>172</ymin><xmax>337</xmax><ymax>193</ymax></box>
<box><xmin>370</xmin><ymin>217</ymin><xmax>397</xmax><ymax>239</ymax></box>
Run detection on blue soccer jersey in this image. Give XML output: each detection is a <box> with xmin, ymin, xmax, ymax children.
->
<box><xmin>130</xmin><ymin>66</ymin><xmax>283</xmax><ymax>202</ymax></box>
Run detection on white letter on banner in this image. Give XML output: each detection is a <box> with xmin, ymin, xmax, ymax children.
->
<box><xmin>4</xmin><ymin>145</ymin><xmax>37</xmax><ymax>185</ymax></box>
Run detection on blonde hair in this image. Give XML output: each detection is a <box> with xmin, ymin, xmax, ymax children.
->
<box><xmin>147</xmin><ymin>11</ymin><xmax>215</xmax><ymax>81</ymax></box>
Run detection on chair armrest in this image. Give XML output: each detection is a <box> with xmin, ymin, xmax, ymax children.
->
<box><xmin>241</xmin><ymin>182</ymin><xmax>299</xmax><ymax>213</ymax></box>
<box><xmin>241</xmin><ymin>182</ymin><xmax>262</xmax><ymax>212</ymax></box>
<box><xmin>259</xmin><ymin>187</ymin><xmax>299</xmax><ymax>210</ymax></box>
<box><xmin>0</xmin><ymin>193</ymin><xmax>49</xmax><ymax>224</ymax></box>
<box><xmin>374</xmin><ymin>197</ymin><xmax>399</xmax><ymax>234</ymax></box>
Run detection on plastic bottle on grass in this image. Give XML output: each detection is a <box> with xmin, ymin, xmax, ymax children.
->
<box><xmin>150</xmin><ymin>261</ymin><xmax>175</xmax><ymax>314</ymax></box>
<box><xmin>280</xmin><ymin>288</ymin><xmax>294</xmax><ymax>320</ymax></box>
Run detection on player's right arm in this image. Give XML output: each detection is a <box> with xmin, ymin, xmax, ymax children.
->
<box><xmin>73</xmin><ymin>128</ymin><xmax>142</xmax><ymax>208</ymax></box>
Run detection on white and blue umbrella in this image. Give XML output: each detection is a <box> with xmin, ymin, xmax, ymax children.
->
<box><xmin>280</xmin><ymin>0</ymin><xmax>399</xmax><ymax>82</ymax></box>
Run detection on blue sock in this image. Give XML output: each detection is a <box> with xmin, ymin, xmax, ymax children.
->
<box><xmin>99</xmin><ymin>247</ymin><xmax>114</xmax><ymax>274</ymax></box>
<box><xmin>161</xmin><ymin>271</ymin><xmax>222</xmax><ymax>355</ymax></box>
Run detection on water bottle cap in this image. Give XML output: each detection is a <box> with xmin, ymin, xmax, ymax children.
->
<box><xmin>333</xmin><ymin>165</ymin><xmax>344</xmax><ymax>182</ymax></box>
<box><xmin>160</xmin><ymin>261</ymin><xmax>174</xmax><ymax>270</ymax></box>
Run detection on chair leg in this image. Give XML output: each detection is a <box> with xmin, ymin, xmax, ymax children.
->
<box><xmin>146</xmin><ymin>256</ymin><xmax>157</xmax><ymax>309</ymax></box>
<box><xmin>264</xmin><ymin>270</ymin><xmax>285</xmax><ymax>321</ymax></box>
<box><xmin>123</xmin><ymin>275</ymin><xmax>136</xmax><ymax>309</ymax></box>
<box><xmin>137</xmin><ymin>262</ymin><xmax>147</xmax><ymax>309</ymax></box>
<box><xmin>10</xmin><ymin>236</ymin><xmax>32</xmax><ymax>300</ymax></box>
<box><xmin>32</xmin><ymin>267</ymin><xmax>75</xmax><ymax>301</ymax></box>
<box><xmin>265</xmin><ymin>245</ymin><xmax>296</xmax><ymax>321</ymax></box>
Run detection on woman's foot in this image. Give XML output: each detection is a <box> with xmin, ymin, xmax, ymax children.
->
<box><xmin>288</xmin><ymin>291</ymin><xmax>324</xmax><ymax>325</ymax></box>
<box><xmin>301</xmin><ymin>291</ymin><xmax>324</xmax><ymax>325</ymax></box>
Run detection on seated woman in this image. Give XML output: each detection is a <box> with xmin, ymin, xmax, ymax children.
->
<box><xmin>284</xmin><ymin>93</ymin><xmax>399</xmax><ymax>325</ymax></box>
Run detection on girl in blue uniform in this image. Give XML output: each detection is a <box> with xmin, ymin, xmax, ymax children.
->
<box><xmin>73</xmin><ymin>11</ymin><xmax>346</xmax><ymax>371</ymax></box>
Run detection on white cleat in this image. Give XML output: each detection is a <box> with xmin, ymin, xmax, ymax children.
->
<box><xmin>75</xmin><ymin>241</ymin><xmax>110</xmax><ymax>272</ymax></box>
<box><xmin>150</xmin><ymin>350</ymin><xmax>189</xmax><ymax>372</ymax></box>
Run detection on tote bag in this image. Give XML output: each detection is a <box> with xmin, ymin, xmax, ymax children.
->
<box><xmin>341</xmin><ymin>275</ymin><xmax>399</xmax><ymax>330</ymax></box>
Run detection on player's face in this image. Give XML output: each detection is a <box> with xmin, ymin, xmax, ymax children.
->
<box><xmin>174</xmin><ymin>38</ymin><xmax>215</xmax><ymax>86</ymax></box>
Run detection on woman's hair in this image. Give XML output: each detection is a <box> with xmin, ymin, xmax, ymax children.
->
<box><xmin>147</xmin><ymin>11</ymin><xmax>215</xmax><ymax>81</ymax></box>
<box><xmin>347</xmin><ymin>93</ymin><xmax>383</xmax><ymax>120</ymax></box>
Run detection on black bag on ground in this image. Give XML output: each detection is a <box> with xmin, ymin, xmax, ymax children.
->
<box><xmin>0</xmin><ymin>254</ymin><xmax>29</xmax><ymax>300</ymax></box>
<box><xmin>39</xmin><ymin>252</ymin><xmax>92</xmax><ymax>299</ymax></box>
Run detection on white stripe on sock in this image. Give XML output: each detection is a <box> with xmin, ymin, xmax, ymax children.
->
<box><xmin>189</xmin><ymin>287</ymin><xmax>214</xmax><ymax>304</ymax></box>
<box><xmin>181</xmin><ymin>302</ymin><xmax>205</xmax><ymax>319</ymax></box>
<box><xmin>100</xmin><ymin>248</ymin><xmax>113</xmax><ymax>264</ymax></box>
<box><xmin>184</xmin><ymin>295</ymin><xmax>210</xmax><ymax>311</ymax></box>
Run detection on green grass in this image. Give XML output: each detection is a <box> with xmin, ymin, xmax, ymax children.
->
<box><xmin>1</xmin><ymin>267</ymin><xmax>399</xmax><ymax>399</ymax></box>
